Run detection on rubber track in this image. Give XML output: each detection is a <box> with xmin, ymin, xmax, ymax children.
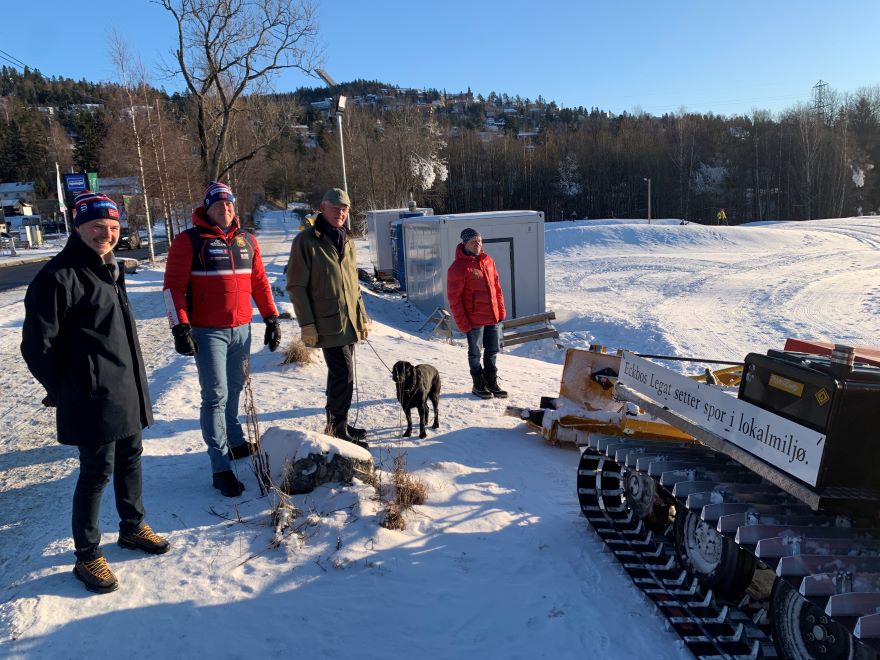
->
<box><xmin>577</xmin><ymin>449</ymin><xmax>775</xmax><ymax>659</ymax></box>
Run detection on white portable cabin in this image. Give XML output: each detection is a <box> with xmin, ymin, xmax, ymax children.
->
<box><xmin>366</xmin><ymin>207</ymin><xmax>433</xmax><ymax>280</ymax></box>
<box><xmin>401</xmin><ymin>211</ymin><xmax>545</xmax><ymax>332</ymax></box>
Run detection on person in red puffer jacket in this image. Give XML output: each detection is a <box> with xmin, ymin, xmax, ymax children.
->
<box><xmin>446</xmin><ymin>227</ymin><xmax>508</xmax><ymax>399</ymax></box>
<box><xmin>163</xmin><ymin>181</ymin><xmax>280</xmax><ymax>497</ymax></box>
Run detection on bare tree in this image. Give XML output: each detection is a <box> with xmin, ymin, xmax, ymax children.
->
<box><xmin>794</xmin><ymin>104</ymin><xmax>822</xmax><ymax>220</ymax></box>
<box><xmin>346</xmin><ymin>106</ymin><xmax>448</xmax><ymax>213</ymax></box>
<box><xmin>111</xmin><ymin>34</ymin><xmax>157</xmax><ymax>262</ymax></box>
<box><xmin>158</xmin><ymin>0</ymin><xmax>320</xmax><ymax>181</ymax></box>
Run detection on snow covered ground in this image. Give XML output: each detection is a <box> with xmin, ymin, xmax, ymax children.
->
<box><xmin>1</xmin><ymin>211</ymin><xmax>878</xmax><ymax>659</ymax></box>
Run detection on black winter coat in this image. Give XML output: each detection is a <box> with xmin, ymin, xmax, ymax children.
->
<box><xmin>21</xmin><ymin>232</ymin><xmax>153</xmax><ymax>446</ymax></box>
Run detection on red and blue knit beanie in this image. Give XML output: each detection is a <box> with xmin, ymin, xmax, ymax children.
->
<box><xmin>73</xmin><ymin>191</ymin><xmax>120</xmax><ymax>227</ymax></box>
<box><xmin>203</xmin><ymin>181</ymin><xmax>236</xmax><ymax>210</ymax></box>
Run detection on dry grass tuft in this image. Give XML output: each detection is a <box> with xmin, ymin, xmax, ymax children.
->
<box><xmin>393</xmin><ymin>455</ymin><xmax>427</xmax><ymax>508</ymax></box>
<box><xmin>372</xmin><ymin>451</ymin><xmax>428</xmax><ymax>532</ymax></box>
<box><xmin>379</xmin><ymin>503</ymin><xmax>406</xmax><ymax>531</ymax></box>
<box><xmin>282</xmin><ymin>339</ymin><xmax>312</xmax><ymax>365</ymax></box>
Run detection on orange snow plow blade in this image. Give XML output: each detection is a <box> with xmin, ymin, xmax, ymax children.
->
<box><xmin>528</xmin><ymin>347</ymin><xmax>696</xmax><ymax>445</ymax></box>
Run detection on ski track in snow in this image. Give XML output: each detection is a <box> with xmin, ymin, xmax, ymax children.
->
<box><xmin>541</xmin><ymin>219</ymin><xmax>880</xmax><ymax>370</ymax></box>
<box><xmin>1</xmin><ymin>212</ymin><xmax>878</xmax><ymax>658</ymax></box>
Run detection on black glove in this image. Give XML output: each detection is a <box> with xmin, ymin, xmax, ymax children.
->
<box><xmin>172</xmin><ymin>323</ymin><xmax>198</xmax><ymax>356</ymax></box>
<box><xmin>264</xmin><ymin>315</ymin><xmax>281</xmax><ymax>352</ymax></box>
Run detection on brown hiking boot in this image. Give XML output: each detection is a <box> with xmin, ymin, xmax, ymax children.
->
<box><xmin>118</xmin><ymin>522</ymin><xmax>171</xmax><ymax>555</ymax></box>
<box><xmin>73</xmin><ymin>556</ymin><xmax>118</xmax><ymax>594</ymax></box>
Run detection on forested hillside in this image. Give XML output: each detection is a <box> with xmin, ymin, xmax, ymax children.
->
<box><xmin>1</xmin><ymin>65</ymin><xmax>879</xmax><ymax>229</ymax></box>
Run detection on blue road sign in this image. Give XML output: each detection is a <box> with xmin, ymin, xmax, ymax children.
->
<box><xmin>63</xmin><ymin>173</ymin><xmax>88</xmax><ymax>193</ymax></box>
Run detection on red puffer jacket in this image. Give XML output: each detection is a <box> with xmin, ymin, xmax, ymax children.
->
<box><xmin>446</xmin><ymin>243</ymin><xmax>506</xmax><ymax>333</ymax></box>
<box><xmin>163</xmin><ymin>207</ymin><xmax>277</xmax><ymax>328</ymax></box>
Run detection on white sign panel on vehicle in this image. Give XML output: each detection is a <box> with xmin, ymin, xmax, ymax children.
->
<box><xmin>618</xmin><ymin>352</ymin><xmax>826</xmax><ymax>486</ymax></box>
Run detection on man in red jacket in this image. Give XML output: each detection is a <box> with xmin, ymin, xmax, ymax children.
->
<box><xmin>163</xmin><ymin>182</ymin><xmax>281</xmax><ymax>497</ymax></box>
<box><xmin>446</xmin><ymin>227</ymin><xmax>508</xmax><ymax>399</ymax></box>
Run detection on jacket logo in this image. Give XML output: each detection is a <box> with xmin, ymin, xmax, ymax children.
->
<box><xmin>469</xmin><ymin>268</ymin><xmax>483</xmax><ymax>279</ymax></box>
<box><xmin>235</xmin><ymin>236</ymin><xmax>247</xmax><ymax>247</ymax></box>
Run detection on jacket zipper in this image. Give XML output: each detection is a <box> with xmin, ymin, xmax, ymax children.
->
<box><xmin>228</xmin><ymin>233</ymin><xmax>240</xmax><ymax>325</ymax></box>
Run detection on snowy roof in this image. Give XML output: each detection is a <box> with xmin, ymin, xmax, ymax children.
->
<box><xmin>0</xmin><ymin>182</ymin><xmax>34</xmax><ymax>194</ymax></box>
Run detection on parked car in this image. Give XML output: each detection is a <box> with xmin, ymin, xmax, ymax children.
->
<box><xmin>115</xmin><ymin>232</ymin><xmax>142</xmax><ymax>250</ymax></box>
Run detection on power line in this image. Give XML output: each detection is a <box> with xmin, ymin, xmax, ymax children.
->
<box><xmin>0</xmin><ymin>48</ymin><xmax>28</xmax><ymax>70</ymax></box>
<box><xmin>0</xmin><ymin>54</ymin><xmax>23</xmax><ymax>70</ymax></box>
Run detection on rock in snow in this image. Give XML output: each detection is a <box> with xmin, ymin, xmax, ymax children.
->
<box><xmin>259</xmin><ymin>426</ymin><xmax>374</xmax><ymax>494</ymax></box>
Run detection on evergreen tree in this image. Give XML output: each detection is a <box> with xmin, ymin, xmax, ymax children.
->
<box><xmin>71</xmin><ymin>109</ymin><xmax>107</xmax><ymax>173</ymax></box>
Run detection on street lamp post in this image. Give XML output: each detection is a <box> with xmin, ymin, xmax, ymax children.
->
<box><xmin>316</xmin><ymin>68</ymin><xmax>351</xmax><ymax>229</ymax></box>
<box><xmin>643</xmin><ymin>177</ymin><xmax>652</xmax><ymax>224</ymax></box>
<box><xmin>335</xmin><ymin>94</ymin><xmax>348</xmax><ymax>195</ymax></box>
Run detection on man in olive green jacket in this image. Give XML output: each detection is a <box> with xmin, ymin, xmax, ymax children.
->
<box><xmin>287</xmin><ymin>188</ymin><xmax>370</xmax><ymax>448</ymax></box>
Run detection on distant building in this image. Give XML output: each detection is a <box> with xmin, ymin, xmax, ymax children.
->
<box><xmin>98</xmin><ymin>176</ymin><xmax>141</xmax><ymax>197</ymax></box>
<box><xmin>0</xmin><ymin>182</ymin><xmax>36</xmax><ymax>204</ymax></box>
<box><xmin>0</xmin><ymin>199</ymin><xmax>34</xmax><ymax>216</ymax></box>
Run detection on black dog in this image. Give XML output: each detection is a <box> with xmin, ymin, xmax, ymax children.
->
<box><xmin>391</xmin><ymin>361</ymin><xmax>441</xmax><ymax>439</ymax></box>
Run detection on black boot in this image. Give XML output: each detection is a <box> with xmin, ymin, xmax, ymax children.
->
<box><xmin>323</xmin><ymin>411</ymin><xmax>367</xmax><ymax>443</ymax></box>
<box><xmin>212</xmin><ymin>470</ymin><xmax>245</xmax><ymax>497</ymax></box>
<box><xmin>483</xmin><ymin>369</ymin><xmax>508</xmax><ymax>398</ymax></box>
<box><xmin>327</xmin><ymin>415</ymin><xmax>369</xmax><ymax>450</ymax></box>
<box><xmin>470</xmin><ymin>369</ymin><xmax>492</xmax><ymax>399</ymax></box>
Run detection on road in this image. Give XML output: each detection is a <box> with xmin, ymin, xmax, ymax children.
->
<box><xmin>0</xmin><ymin>239</ymin><xmax>168</xmax><ymax>291</ymax></box>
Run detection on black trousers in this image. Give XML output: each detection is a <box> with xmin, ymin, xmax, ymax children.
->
<box><xmin>72</xmin><ymin>432</ymin><xmax>145</xmax><ymax>561</ymax></box>
<box><xmin>322</xmin><ymin>343</ymin><xmax>355</xmax><ymax>420</ymax></box>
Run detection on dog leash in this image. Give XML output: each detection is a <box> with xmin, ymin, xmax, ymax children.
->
<box><xmin>350</xmin><ymin>337</ymin><xmax>396</xmax><ymax>432</ymax></box>
<box><xmin>360</xmin><ymin>337</ymin><xmax>409</xmax><ymax>436</ymax></box>
<box><xmin>363</xmin><ymin>337</ymin><xmax>393</xmax><ymax>373</ymax></box>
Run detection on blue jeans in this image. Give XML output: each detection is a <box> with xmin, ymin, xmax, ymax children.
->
<box><xmin>192</xmin><ymin>325</ymin><xmax>250</xmax><ymax>473</ymax></box>
<box><xmin>466</xmin><ymin>323</ymin><xmax>501</xmax><ymax>374</ymax></box>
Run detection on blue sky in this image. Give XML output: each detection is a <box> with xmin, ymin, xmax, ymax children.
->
<box><xmin>5</xmin><ymin>0</ymin><xmax>878</xmax><ymax>116</ymax></box>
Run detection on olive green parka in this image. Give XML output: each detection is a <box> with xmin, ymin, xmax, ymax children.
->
<box><xmin>286</xmin><ymin>217</ymin><xmax>368</xmax><ymax>348</ymax></box>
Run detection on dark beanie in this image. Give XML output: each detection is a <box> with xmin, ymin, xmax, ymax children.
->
<box><xmin>73</xmin><ymin>191</ymin><xmax>120</xmax><ymax>227</ymax></box>
<box><xmin>203</xmin><ymin>181</ymin><xmax>236</xmax><ymax>209</ymax></box>
<box><xmin>460</xmin><ymin>227</ymin><xmax>481</xmax><ymax>244</ymax></box>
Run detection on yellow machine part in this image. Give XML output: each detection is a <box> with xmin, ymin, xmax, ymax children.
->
<box><xmin>702</xmin><ymin>365</ymin><xmax>741</xmax><ymax>387</ymax></box>
<box><xmin>545</xmin><ymin>347</ymin><xmax>696</xmax><ymax>444</ymax></box>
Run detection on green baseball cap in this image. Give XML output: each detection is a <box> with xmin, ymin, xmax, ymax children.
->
<box><xmin>322</xmin><ymin>187</ymin><xmax>351</xmax><ymax>207</ymax></box>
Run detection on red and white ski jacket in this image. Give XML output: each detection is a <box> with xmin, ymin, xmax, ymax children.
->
<box><xmin>446</xmin><ymin>243</ymin><xmax>506</xmax><ymax>333</ymax></box>
<box><xmin>162</xmin><ymin>207</ymin><xmax>277</xmax><ymax>329</ymax></box>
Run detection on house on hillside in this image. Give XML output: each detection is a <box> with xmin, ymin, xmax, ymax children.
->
<box><xmin>0</xmin><ymin>182</ymin><xmax>35</xmax><ymax>205</ymax></box>
<box><xmin>97</xmin><ymin>176</ymin><xmax>141</xmax><ymax>198</ymax></box>
<box><xmin>0</xmin><ymin>199</ymin><xmax>34</xmax><ymax>217</ymax></box>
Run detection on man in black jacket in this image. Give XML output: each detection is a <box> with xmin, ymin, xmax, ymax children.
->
<box><xmin>21</xmin><ymin>191</ymin><xmax>169</xmax><ymax>595</ymax></box>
